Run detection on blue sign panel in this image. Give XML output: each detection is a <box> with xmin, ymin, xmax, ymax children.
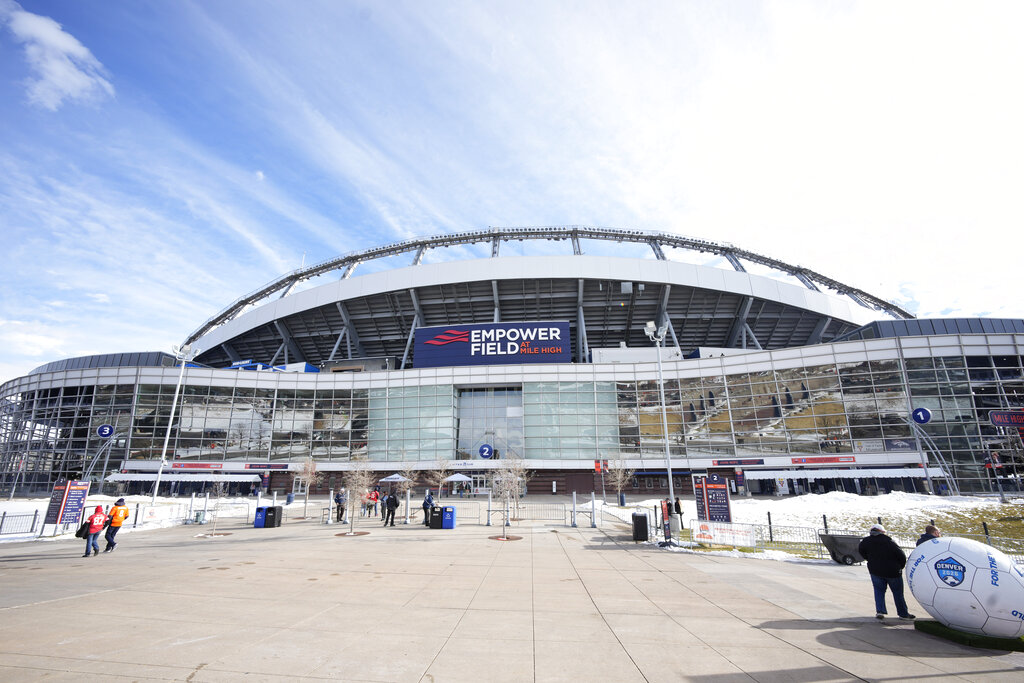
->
<box><xmin>414</xmin><ymin>321</ymin><xmax>571</xmax><ymax>368</ymax></box>
<box><xmin>96</xmin><ymin>424</ymin><xmax>114</xmax><ymax>438</ymax></box>
<box><xmin>912</xmin><ymin>407</ymin><xmax>932</xmax><ymax>424</ymax></box>
<box><xmin>479</xmin><ymin>444</ymin><xmax>493</xmax><ymax>459</ymax></box>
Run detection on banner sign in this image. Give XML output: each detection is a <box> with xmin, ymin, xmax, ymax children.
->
<box><xmin>414</xmin><ymin>321</ymin><xmax>571</xmax><ymax>368</ymax></box>
<box><xmin>244</xmin><ymin>463</ymin><xmax>289</xmax><ymax>470</ymax></box>
<box><xmin>884</xmin><ymin>438</ymin><xmax>917</xmax><ymax>452</ymax></box>
<box><xmin>990</xmin><ymin>410</ymin><xmax>1024</xmax><ymax>427</ymax></box>
<box><xmin>791</xmin><ymin>456</ymin><xmax>855</xmax><ymax>464</ymax></box>
<box><xmin>692</xmin><ymin>520</ymin><xmax>756</xmax><ymax>547</ymax></box>
<box><xmin>713</xmin><ymin>459</ymin><xmax>764</xmax><ymax>466</ymax></box>
<box><xmin>172</xmin><ymin>462</ymin><xmax>223</xmax><ymax>470</ymax></box>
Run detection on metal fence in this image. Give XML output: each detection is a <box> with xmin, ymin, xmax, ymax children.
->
<box><xmin>0</xmin><ymin>511</ymin><xmax>41</xmax><ymax>535</ymax></box>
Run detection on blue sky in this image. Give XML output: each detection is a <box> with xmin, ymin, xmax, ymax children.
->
<box><xmin>2</xmin><ymin>0</ymin><xmax>1023</xmax><ymax>385</ymax></box>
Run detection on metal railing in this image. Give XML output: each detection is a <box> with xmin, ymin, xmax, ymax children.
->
<box><xmin>0</xmin><ymin>511</ymin><xmax>41</xmax><ymax>535</ymax></box>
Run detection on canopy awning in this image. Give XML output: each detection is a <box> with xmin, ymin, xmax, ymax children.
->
<box><xmin>379</xmin><ymin>473</ymin><xmax>411</xmax><ymax>482</ymax></box>
<box><xmin>444</xmin><ymin>473</ymin><xmax>473</xmax><ymax>482</ymax></box>
<box><xmin>106</xmin><ymin>473</ymin><xmax>262</xmax><ymax>483</ymax></box>
<box><xmin>741</xmin><ymin>467</ymin><xmax>948</xmax><ymax>482</ymax></box>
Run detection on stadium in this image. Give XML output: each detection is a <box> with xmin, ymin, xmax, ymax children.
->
<box><xmin>2</xmin><ymin>226</ymin><xmax>1023</xmax><ymax>498</ymax></box>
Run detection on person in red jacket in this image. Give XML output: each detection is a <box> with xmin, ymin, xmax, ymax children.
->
<box><xmin>103</xmin><ymin>498</ymin><xmax>130</xmax><ymax>552</ymax></box>
<box><xmin>83</xmin><ymin>505</ymin><xmax>107</xmax><ymax>557</ymax></box>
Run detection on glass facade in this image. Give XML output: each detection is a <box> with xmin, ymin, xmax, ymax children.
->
<box><xmin>2</xmin><ymin>333</ymin><xmax>1024</xmax><ymax>496</ymax></box>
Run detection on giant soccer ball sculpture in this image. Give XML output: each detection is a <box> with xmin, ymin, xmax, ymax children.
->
<box><xmin>906</xmin><ymin>537</ymin><xmax>1024</xmax><ymax>639</ymax></box>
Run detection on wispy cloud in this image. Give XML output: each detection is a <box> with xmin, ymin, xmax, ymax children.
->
<box><xmin>1</xmin><ymin>0</ymin><xmax>114</xmax><ymax>110</ymax></box>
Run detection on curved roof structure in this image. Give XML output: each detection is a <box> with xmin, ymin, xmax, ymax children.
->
<box><xmin>190</xmin><ymin>226</ymin><xmax>911</xmax><ymax>369</ymax></box>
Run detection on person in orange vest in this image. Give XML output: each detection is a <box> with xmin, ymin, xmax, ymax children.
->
<box><xmin>103</xmin><ymin>498</ymin><xmax>130</xmax><ymax>552</ymax></box>
<box><xmin>83</xmin><ymin>505</ymin><xmax>107</xmax><ymax>557</ymax></box>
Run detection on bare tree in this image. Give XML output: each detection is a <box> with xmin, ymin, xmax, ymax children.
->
<box><xmin>297</xmin><ymin>457</ymin><xmax>324</xmax><ymax>519</ymax></box>
<box><xmin>341</xmin><ymin>460</ymin><xmax>374</xmax><ymax>535</ymax></box>
<box><xmin>489</xmin><ymin>454</ymin><xmax>532</xmax><ymax>539</ymax></box>
<box><xmin>424</xmin><ymin>455</ymin><xmax>452</xmax><ymax>500</ymax></box>
<box><xmin>605</xmin><ymin>458</ymin><xmax>636</xmax><ymax>505</ymax></box>
<box><xmin>396</xmin><ymin>462</ymin><xmax>419</xmax><ymax>522</ymax></box>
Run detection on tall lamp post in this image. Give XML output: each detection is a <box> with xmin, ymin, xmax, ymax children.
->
<box><xmin>152</xmin><ymin>344</ymin><xmax>198</xmax><ymax>503</ymax></box>
<box><xmin>645</xmin><ymin>321</ymin><xmax>676</xmax><ymax>507</ymax></box>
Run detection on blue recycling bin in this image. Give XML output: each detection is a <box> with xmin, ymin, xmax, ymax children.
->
<box><xmin>254</xmin><ymin>506</ymin><xmax>268</xmax><ymax>528</ymax></box>
<box><xmin>441</xmin><ymin>506</ymin><xmax>456</xmax><ymax>529</ymax></box>
<box><xmin>286</xmin><ymin>492</ymin><xmax>295</xmax><ymax>505</ymax></box>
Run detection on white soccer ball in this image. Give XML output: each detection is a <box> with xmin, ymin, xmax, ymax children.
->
<box><xmin>905</xmin><ymin>537</ymin><xmax>1024</xmax><ymax>638</ymax></box>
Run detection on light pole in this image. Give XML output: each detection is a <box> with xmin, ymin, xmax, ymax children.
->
<box><xmin>152</xmin><ymin>344</ymin><xmax>199</xmax><ymax>503</ymax></box>
<box><xmin>645</xmin><ymin>321</ymin><xmax>676</xmax><ymax>508</ymax></box>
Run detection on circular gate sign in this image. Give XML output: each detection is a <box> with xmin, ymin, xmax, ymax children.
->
<box><xmin>96</xmin><ymin>424</ymin><xmax>115</xmax><ymax>438</ymax></box>
<box><xmin>911</xmin><ymin>407</ymin><xmax>932</xmax><ymax>425</ymax></box>
<box><xmin>479</xmin><ymin>444</ymin><xmax>493</xmax><ymax>459</ymax></box>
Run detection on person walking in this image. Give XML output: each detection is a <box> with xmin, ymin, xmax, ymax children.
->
<box><xmin>384</xmin><ymin>490</ymin><xmax>399</xmax><ymax>526</ymax></box>
<box><xmin>82</xmin><ymin>505</ymin><xmax>107</xmax><ymax>557</ymax></box>
<box><xmin>421</xmin><ymin>489</ymin><xmax>434</xmax><ymax>526</ymax></box>
<box><xmin>858</xmin><ymin>524</ymin><xmax>915</xmax><ymax>620</ymax></box>
<box><xmin>916</xmin><ymin>524</ymin><xmax>941</xmax><ymax>546</ymax></box>
<box><xmin>368</xmin><ymin>488</ymin><xmax>379</xmax><ymax>517</ymax></box>
<box><xmin>103</xmin><ymin>498</ymin><xmax>130</xmax><ymax>553</ymax></box>
<box><xmin>334</xmin><ymin>489</ymin><xmax>346</xmax><ymax>523</ymax></box>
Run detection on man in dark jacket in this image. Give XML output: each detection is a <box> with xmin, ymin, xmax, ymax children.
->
<box><xmin>858</xmin><ymin>524</ymin><xmax>915</xmax><ymax>620</ymax></box>
<box><xmin>422</xmin><ymin>490</ymin><xmax>434</xmax><ymax>526</ymax></box>
<box><xmin>916</xmin><ymin>524</ymin><xmax>941</xmax><ymax>546</ymax></box>
<box><xmin>384</xmin><ymin>491</ymin><xmax>400</xmax><ymax>526</ymax></box>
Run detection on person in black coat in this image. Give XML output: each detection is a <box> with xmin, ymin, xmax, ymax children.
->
<box><xmin>384</xmin><ymin>491</ymin><xmax>400</xmax><ymax>526</ymax></box>
<box><xmin>916</xmin><ymin>524</ymin><xmax>941</xmax><ymax>546</ymax></box>
<box><xmin>858</xmin><ymin>524</ymin><xmax>915</xmax><ymax>620</ymax></box>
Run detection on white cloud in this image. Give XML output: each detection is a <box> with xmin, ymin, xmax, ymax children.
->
<box><xmin>2</xmin><ymin>1</ymin><xmax>114</xmax><ymax>110</ymax></box>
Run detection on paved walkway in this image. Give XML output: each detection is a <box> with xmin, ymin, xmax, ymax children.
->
<box><xmin>1</xmin><ymin>513</ymin><xmax>1023</xmax><ymax>682</ymax></box>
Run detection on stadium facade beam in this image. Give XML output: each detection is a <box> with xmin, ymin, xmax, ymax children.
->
<box><xmin>577</xmin><ymin>280</ymin><xmax>589</xmax><ymax>363</ymax></box>
<box><xmin>327</xmin><ymin>328</ymin><xmax>348</xmax><ymax>362</ymax></box>
<box><xmin>795</xmin><ymin>271</ymin><xmax>821</xmax><ymax>292</ymax></box>
<box><xmin>335</xmin><ymin>302</ymin><xmax>366</xmax><ymax>358</ymax></box>
<box><xmin>220</xmin><ymin>343</ymin><xmax>241</xmax><ymax>363</ymax></box>
<box><xmin>724</xmin><ymin>252</ymin><xmax>746</xmax><ymax>273</ymax></box>
<box><xmin>492</xmin><ymin>281</ymin><xmax>501</xmax><ymax>323</ymax></box>
<box><xmin>273</xmin><ymin>320</ymin><xmax>305</xmax><ymax>365</ymax></box>
<box><xmin>648</xmin><ymin>239</ymin><xmax>666</xmax><ymax>261</ymax></box>
<box><xmin>412</xmin><ymin>245</ymin><xmax>425</xmax><ymax>266</ymax></box>
<box><xmin>726</xmin><ymin>297</ymin><xmax>754</xmax><ymax>348</ymax></box>
<box><xmin>571</xmin><ymin>232</ymin><xmax>582</xmax><ymax>255</ymax></box>
<box><xmin>808</xmin><ymin>316</ymin><xmax>832</xmax><ymax>345</ymax></box>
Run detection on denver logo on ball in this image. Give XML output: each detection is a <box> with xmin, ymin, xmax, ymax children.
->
<box><xmin>935</xmin><ymin>557</ymin><xmax>966</xmax><ymax>587</ymax></box>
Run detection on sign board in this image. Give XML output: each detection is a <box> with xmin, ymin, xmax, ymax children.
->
<box><xmin>693</xmin><ymin>520</ymin><xmax>756</xmax><ymax>547</ymax></box>
<box><xmin>96</xmin><ymin>424</ymin><xmax>115</xmax><ymax>438</ymax></box>
<box><xmin>661</xmin><ymin>499</ymin><xmax>672</xmax><ymax>542</ymax></box>
<box><xmin>791</xmin><ymin>456</ymin><xmax>855</xmax><ymax>464</ymax></box>
<box><xmin>413</xmin><ymin>321</ymin><xmax>571</xmax><ymax>368</ymax></box>
<box><xmin>693</xmin><ymin>473</ymin><xmax>732</xmax><ymax>522</ymax></box>
<box><xmin>479</xmin><ymin>444</ymin><xmax>493</xmax><ymax>459</ymax></box>
<box><xmin>43</xmin><ymin>480</ymin><xmax>91</xmax><ymax>525</ymax></box>
<box><xmin>990</xmin><ymin>411</ymin><xmax>1024</xmax><ymax>427</ymax></box>
<box><xmin>712</xmin><ymin>459</ymin><xmax>764</xmax><ymax>466</ymax></box>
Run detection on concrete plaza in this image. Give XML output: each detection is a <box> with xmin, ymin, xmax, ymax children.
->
<box><xmin>1</xmin><ymin>510</ymin><xmax>1023</xmax><ymax>682</ymax></box>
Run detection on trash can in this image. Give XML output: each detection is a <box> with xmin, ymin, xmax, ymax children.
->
<box><xmin>266</xmin><ymin>505</ymin><xmax>282</xmax><ymax>527</ymax></box>
<box><xmin>442</xmin><ymin>506</ymin><xmax>456</xmax><ymax>529</ymax></box>
<box><xmin>618</xmin><ymin>492</ymin><xmax>626</xmax><ymax>506</ymax></box>
<box><xmin>286</xmin><ymin>492</ymin><xmax>295</xmax><ymax>505</ymax></box>
<box><xmin>632</xmin><ymin>512</ymin><xmax>649</xmax><ymax>542</ymax></box>
<box><xmin>818</xmin><ymin>533</ymin><xmax>864</xmax><ymax>565</ymax></box>
<box><xmin>429</xmin><ymin>505</ymin><xmax>444</xmax><ymax>529</ymax></box>
<box><xmin>194</xmin><ymin>511</ymin><xmax>206</xmax><ymax>525</ymax></box>
<box><xmin>254</xmin><ymin>506</ymin><xmax>268</xmax><ymax>528</ymax></box>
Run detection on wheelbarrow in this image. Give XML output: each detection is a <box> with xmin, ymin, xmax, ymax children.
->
<box><xmin>819</xmin><ymin>533</ymin><xmax>864</xmax><ymax>565</ymax></box>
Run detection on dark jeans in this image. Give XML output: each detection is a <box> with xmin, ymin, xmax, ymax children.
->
<box><xmin>85</xmin><ymin>531</ymin><xmax>100</xmax><ymax>554</ymax></box>
<box><xmin>422</xmin><ymin>507</ymin><xmax>430</xmax><ymax>525</ymax></box>
<box><xmin>104</xmin><ymin>525</ymin><xmax>121</xmax><ymax>550</ymax></box>
<box><xmin>384</xmin><ymin>508</ymin><xmax>395</xmax><ymax>526</ymax></box>
<box><xmin>871</xmin><ymin>574</ymin><xmax>910</xmax><ymax>617</ymax></box>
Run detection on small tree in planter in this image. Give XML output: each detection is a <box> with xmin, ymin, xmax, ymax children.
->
<box><xmin>605</xmin><ymin>458</ymin><xmax>636</xmax><ymax>506</ymax></box>
<box><xmin>341</xmin><ymin>459</ymin><xmax>374</xmax><ymax>535</ymax></box>
<box><xmin>489</xmin><ymin>454</ymin><xmax>531</xmax><ymax>539</ymax></box>
<box><xmin>424</xmin><ymin>456</ymin><xmax>452</xmax><ymax>500</ymax></box>
<box><xmin>396</xmin><ymin>463</ymin><xmax>419</xmax><ymax>522</ymax></box>
<box><xmin>298</xmin><ymin>457</ymin><xmax>324</xmax><ymax>519</ymax></box>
